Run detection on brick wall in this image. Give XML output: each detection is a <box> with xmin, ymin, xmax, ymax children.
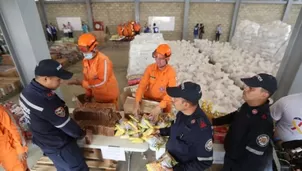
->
<box><xmin>238</xmin><ymin>4</ymin><xmax>285</xmax><ymax>24</ymax></box>
<box><xmin>45</xmin><ymin>3</ymin><xmax>88</xmax><ymax>38</ymax></box>
<box><xmin>38</xmin><ymin>2</ymin><xmax>301</xmax><ymax>42</ymax></box>
<box><xmin>139</xmin><ymin>2</ymin><xmax>184</xmax><ymax>40</ymax></box>
<box><xmin>92</xmin><ymin>2</ymin><xmax>135</xmax><ymax>35</ymax></box>
<box><xmin>288</xmin><ymin>5</ymin><xmax>302</xmax><ymax>26</ymax></box>
<box><xmin>189</xmin><ymin>3</ymin><xmax>234</xmax><ymax>42</ymax></box>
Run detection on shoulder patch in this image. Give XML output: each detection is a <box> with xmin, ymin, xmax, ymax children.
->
<box><xmin>205</xmin><ymin>139</ymin><xmax>213</xmax><ymax>152</ymax></box>
<box><xmin>256</xmin><ymin>134</ymin><xmax>269</xmax><ymax>147</ymax></box>
<box><xmin>200</xmin><ymin>120</ymin><xmax>207</xmax><ymax>128</ymax></box>
<box><xmin>55</xmin><ymin>107</ymin><xmax>66</xmax><ymax>117</ymax></box>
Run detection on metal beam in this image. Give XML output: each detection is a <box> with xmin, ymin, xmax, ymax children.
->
<box><xmin>241</xmin><ymin>1</ymin><xmax>286</xmax><ymax>4</ymax></box>
<box><xmin>39</xmin><ymin>0</ymin><xmax>49</xmax><ymax>26</ymax></box>
<box><xmin>282</xmin><ymin>0</ymin><xmax>293</xmax><ymax>22</ymax></box>
<box><xmin>229</xmin><ymin>0</ymin><xmax>241</xmax><ymax>42</ymax></box>
<box><xmin>135</xmin><ymin>0</ymin><xmax>140</xmax><ymax>22</ymax></box>
<box><xmin>191</xmin><ymin>0</ymin><xmax>235</xmax><ymax>3</ymax></box>
<box><xmin>85</xmin><ymin>0</ymin><xmax>94</xmax><ymax>31</ymax></box>
<box><xmin>274</xmin><ymin>8</ymin><xmax>302</xmax><ymax>100</ymax></box>
<box><xmin>0</xmin><ymin>0</ymin><xmax>51</xmax><ymax>86</ymax></box>
<box><xmin>182</xmin><ymin>0</ymin><xmax>190</xmax><ymax>40</ymax></box>
<box><xmin>41</xmin><ymin>0</ymin><xmax>297</xmax><ymax>4</ymax></box>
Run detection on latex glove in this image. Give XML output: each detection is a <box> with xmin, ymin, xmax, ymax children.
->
<box><xmin>149</xmin><ymin>106</ymin><xmax>162</xmax><ymax>122</ymax></box>
<box><xmin>18</xmin><ymin>152</ymin><xmax>27</xmax><ymax>162</ymax></box>
<box><xmin>162</xmin><ymin>166</ymin><xmax>173</xmax><ymax>171</ymax></box>
<box><xmin>133</xmin><ymin>102</ymin><xmax>141</xmax><ymax>115</ymax></box>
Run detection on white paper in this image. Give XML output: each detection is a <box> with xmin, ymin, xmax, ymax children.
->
<box><xmin>213</xmin><ymin>151</ymin><xmax>225</xmax><ymax>164</ymax></box>
<box><xmin>100</xmin><ymin>146</ymin><xmax>126</xmax><ymax>161</ymax></box>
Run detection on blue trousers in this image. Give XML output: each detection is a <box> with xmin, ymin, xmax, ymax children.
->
<box><xmin>42</xmin><ymin>141</ymin><xmax>89</xmax><ymax>171</ymax></box>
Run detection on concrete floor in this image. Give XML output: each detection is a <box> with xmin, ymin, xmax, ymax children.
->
<box><xmin>0</xmin><ymin>42</ymin><xmax>223</xmax><ymax>171</ymax></box>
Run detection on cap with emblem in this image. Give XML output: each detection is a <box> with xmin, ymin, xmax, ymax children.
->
<box><xmin>241</xmin><ymin>73</ymin><xmax>277</xmax><ymax>95</ymax></box>
<box><xmin>166</xmin><ymin>81</ymin><xmax>202</xmax><ymax>104</ymax></box>
<box><xmin>35</xmin><ymin>59</ymin><xmax>73</xmax><ymax>80</ymax></box>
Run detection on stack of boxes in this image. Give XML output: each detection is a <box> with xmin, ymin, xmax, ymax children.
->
<box><xmin>0</xmin><ymin>54</ymin><xmax>21</xmax><ymax>99</ymax></box>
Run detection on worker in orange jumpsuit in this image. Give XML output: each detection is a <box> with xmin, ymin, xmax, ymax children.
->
<box><xmin>133</xmin><ymin>22</ymin><xmax>141</xmax><ymax>35</ymax></box>
<box><xmin>133</xmin><ymin>44</ymin><xmax>176</xmax><ymax>119</ymax></box>
<box><xmin>68</xmin><ymin>33</ymin><xmax>119</xmax><ymax>106</ymax></box>
<box><xmin>0</xmin><ymin>105</ymin><xmax>28</xmax><ymax>171</ymax></box>
<box><xmin>117</xmin><ymin>24</ymin><xmax>124</xmax><ymax>37</ymax></box>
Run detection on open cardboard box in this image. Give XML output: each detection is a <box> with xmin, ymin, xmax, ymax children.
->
<box><xmin>121</xmin><ymin>88</ymin><xmax>159</xmax><ymax>114</ymax></box>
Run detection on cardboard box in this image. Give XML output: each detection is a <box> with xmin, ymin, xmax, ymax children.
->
<box><xmin>56</xmin><ymin>58</ymin><xmax>69</xmax><ymax>68</ymax></box>
<box><xmin>77</xmin><ymin>120</ymin><xmax>115</xmax><ymax>136</ymax></box>
<box><xmin>1</xmin><ymin>54</ymin><xmax>14</xmax><ymax>65</ymax></box>
<box><xmin>0</xmin><ymin>65</ymin><xmax>19</xmax><ymax>77</ymax></box>
<box><xmin>123</xmin><ymin>96</ymin><xmax>159</xmax><ymax>114</ymax></box>
<box><xmin>82</xmin><ymin>148</ymin><xmax>103</xmax><ymax>160</ymax></box>
<box><xmin>0</xmin><ymin>77</ymin><xmax>21</xmax><ymax>91</ymax></box>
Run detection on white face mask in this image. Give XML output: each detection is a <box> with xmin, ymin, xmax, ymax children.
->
<box><xmin>83</xmin><ymin>52</ymin><xmax>94</xmax><ymax>59</ymax></box>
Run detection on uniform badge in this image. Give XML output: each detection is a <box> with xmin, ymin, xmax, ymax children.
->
<box><xmin>262</xmin><ymin>114</ymin><xmax>267</xmax><ymax>120</ymax></box>
<box><xmin>256</xmin><ymin>134</ymin><xmax>269</xmax><ymax>147</ymax></box>
<box><xmin>205</xmin><ymin>139</ymin><xmax>213</xmax><ymax>152</ymax></box>
<box><xmin>55</xmin><ymin>107</ymin><xmax>66</xmax><ymax>117</ymax></box>
<box><xmin>191</xmin><ymin>119</ymin><xmax>196</xmax><ymax>124</ymax></box>
<box><xmin>252</xmin><ymin>109</ymin><xmax>258</xmax><ymax>115</ymax></box>
<box><xmin>200</xmin><ymin>121</ymin><xmax>207</xmax><ymax>128</ymax></box>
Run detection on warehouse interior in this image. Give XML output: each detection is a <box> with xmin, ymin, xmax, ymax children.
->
<box><xmin>0</xmin><ymin>0</ymin><xmax>302</xmax><ymax>170</ymax></box>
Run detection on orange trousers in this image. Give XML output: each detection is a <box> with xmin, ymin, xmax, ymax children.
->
<box><xmin>0</xmin><ymin>147</ymin><xmax>27</xmax><ymax>171</ymax></box>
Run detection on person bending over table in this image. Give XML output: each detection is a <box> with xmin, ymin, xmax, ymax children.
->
<box><xmin>133</xmin><ymin>44</ymin><xmax>176</xmax><ymax>120</ymax></box>
<box><xmin>68</xmin><ymin>33</ymin><xmax>119</xmax><ymax>108</ymax></box>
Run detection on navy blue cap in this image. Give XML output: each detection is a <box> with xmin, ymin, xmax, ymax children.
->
<box><xmin>35</xmin><ymin>59</ymin><xmax>73</xmax><ymax>80</ymax></box>
<box><xmin>241</xmin><ymin>73</ymin><xmax>278</xmax><ymax>95</ymax></box>
<box><xmin>167</xmin><ymin>81</ymin><xmax>202</xmax><ymax>104</ymax></box>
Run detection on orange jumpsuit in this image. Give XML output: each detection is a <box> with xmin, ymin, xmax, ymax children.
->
<box><xmin>82</xmin><ymin>52</ymin><xmax>119</xmax><ymax>104</ymax></box>
<box><xmin>117</xmin><ymin>25</ymin><xmax>123</xmax><ymax>36</ymax></box>
<box><xmin>133</xmin><ymin>23</ymin><xmax>141</xmax><ymax>32</ymax></box>
<box><xmin>0</xmin><ymin>105</ymin><xmax>28</xmax><ymax>171</ymax></box>
<box><xmin>135</xmin><ymin>63</ymin><xmax>176</xmax><ymax>112</ymax></box>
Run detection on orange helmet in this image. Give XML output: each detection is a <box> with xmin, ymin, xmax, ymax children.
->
<box><xmin>152</xmin><ymin>44</ymin><xmax>172</xmax><ymax>60</ymax></box>
<box><xmin>78</xmin><ymin>33</ymin><xmax>98</xmax><ymax>53</ymax></box>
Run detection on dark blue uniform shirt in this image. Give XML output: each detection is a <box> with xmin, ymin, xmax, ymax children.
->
<box><xmin>213</xmin><ymin>101</ymin><xmax>273</xmax><ymax>171</ymax></box>
<box><xmin>160</xmin><ymin>106</ymin><xmax>213</xmax><ymax>171</ymax></box>
<box><xmin>19</xmin><ymin>79</ymin><xmax>84</xmax><ymax>150</ymax></box>
<box><xmin>194</xmin><ymin>27</ymin><xmax>199</xmax><ymax>35</ymax></box>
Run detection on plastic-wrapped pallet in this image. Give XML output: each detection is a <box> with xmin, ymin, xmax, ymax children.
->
<box><xmin>127</xmin><ymin>33</ymin><xmax>165</xmax><ymax>79</ymax></box>
<box><xmin>167</xmin><ymin>40</ymin><xmax>243</xmax><ymax>113</ymax></box>
<box><xmin>231</xmin><ymin>20</ymin><xmax>260</xmax><ymax>52</ymax></box>
<box><xmin>231</xmin><ymin>20</ymin><xmax>291</xmax><ymax>62</ymax></box>
<box><xmin>252</xmin><ymin>21</ymin><xmax>291</xmax><ymax>62</ymax></box>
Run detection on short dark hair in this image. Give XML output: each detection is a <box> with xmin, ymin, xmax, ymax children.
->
<box><xmin>153</xmin><ymin>23</ymin><xmax>156</xmax><ymax>26</ymax></box>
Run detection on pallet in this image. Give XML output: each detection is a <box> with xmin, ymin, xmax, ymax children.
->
<box><xmin>31</xmin><ymin>156</ymin><xmax>117</xmax><ymax>171</ymax></box>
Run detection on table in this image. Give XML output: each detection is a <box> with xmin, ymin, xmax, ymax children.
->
<box><xmin>153</xmin><ymin>143</ymin><xmax>226</xmax><ymax>164</ymax></box>
<box><xmin>79</xmin><ymin>135</ymin><xmax>149</xmax><ymax>171</ymax></box>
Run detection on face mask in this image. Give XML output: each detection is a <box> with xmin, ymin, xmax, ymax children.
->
<box><xmin>83</xmin><ymin>52</ymin><xmax>94</xmax><ymax>59</ymax></box>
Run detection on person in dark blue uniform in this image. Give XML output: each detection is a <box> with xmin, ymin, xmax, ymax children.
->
<box><xmin>19</xmin><ymin>59</ymin><xmax>89</xmax><ymax>171</ymax></box>
<box><xmin>158</xmin><ymin>81</ymin><xmax>213</xmax><ymax>171</ymax></box>
<box><xmin>212</xmin><ymin>73</ymin><xmax>277</xmax><ymax>171</ymax></box>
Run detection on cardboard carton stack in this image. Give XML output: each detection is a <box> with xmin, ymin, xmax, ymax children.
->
<box><xmin>49</xmin><ymin>42</ymin><xmax>83</xmax><ymax>68</ymax></box>
<box><xmin>0</xmin><ymin>54</ymin><xmax>21</xmax><ymax>99</ymax></box>
<box><xmin>73</xmin><ymin>96</ymin><xmax>122</xmax><ymax>136</ymax></box>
